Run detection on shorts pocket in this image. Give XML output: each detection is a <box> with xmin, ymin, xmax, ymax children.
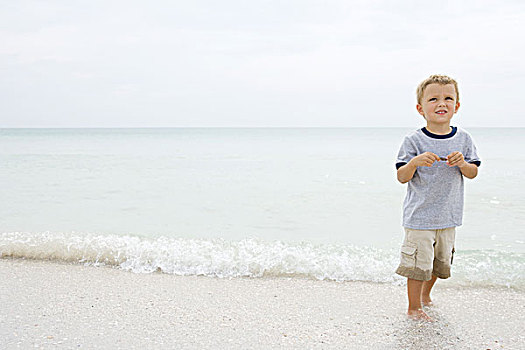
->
<box><xmin>400</xmin><ymin>242</ymin><xmax>417</xmax><ymax>268</ymax></box>
<box><xmin>451</xmin><ymin>247</ymin><xmax>455</xmax><ymax>265</ymax></box>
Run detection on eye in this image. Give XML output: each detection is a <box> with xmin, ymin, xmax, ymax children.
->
<box><xmin>445</xmin><ymin>97</ymin><xmax>454</xmax><ymax>100</ymax></box>
<box><xmin>428</xmin><ymin>98</ymin><xmax>437</xmax><ymax>102</ymax></box>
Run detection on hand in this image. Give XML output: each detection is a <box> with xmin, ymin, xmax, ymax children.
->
<box><xmin>408</xmin><ymin>152</ymin><xmax>440</xmax><ymax>168</ymax></box>
<box><xmin>446</xmin><ymin>151</ymin><xmax>468</xmax><ymax>167</ymax></box>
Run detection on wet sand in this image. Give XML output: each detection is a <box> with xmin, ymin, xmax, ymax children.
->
<box><xmin>1</xmin><ymin>258</ymin><xmax>523</xmax><ymax>349</ymax></box>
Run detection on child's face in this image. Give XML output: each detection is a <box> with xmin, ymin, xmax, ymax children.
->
<box><xmin>416</xmin><ymin>83</ymin><xmax>460</xmax><ymax>125</ymax></box>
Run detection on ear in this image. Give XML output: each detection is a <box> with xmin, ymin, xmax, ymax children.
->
<box><xmin>454</xmin><ymin>102</ymin><xmax>460</xmax><ymax>113</ymax></box>
<box><xmin>416</xmin><ymin>104</ymin><xmax>426</xmax><ymax>118</ymax></box>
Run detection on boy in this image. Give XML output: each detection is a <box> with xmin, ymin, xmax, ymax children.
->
<box><xmin>395</xmin><ymin>74</ymin><xmax>481</xmax><ymax>321</ymax></box>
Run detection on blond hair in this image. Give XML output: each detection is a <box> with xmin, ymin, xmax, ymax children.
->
<box><xmin>416</xmin><ymin>74</ymin><xmax>459</xmax><ymax>105</ymax></box>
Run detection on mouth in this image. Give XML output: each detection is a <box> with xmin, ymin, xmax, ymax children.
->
<box><xmin>435</xmin><ymin>110</ymin><xmax>447</xmax><ymax>115</ymax></box>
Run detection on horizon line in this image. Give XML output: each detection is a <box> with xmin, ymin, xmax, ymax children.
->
<box><xmin>1</xmin><ymin>125</ymin><xmax>521</xmax><ymax>129</ymax></box>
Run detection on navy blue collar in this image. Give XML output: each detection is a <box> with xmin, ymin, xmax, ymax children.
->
<box><xmin>421</xmin><ymin>126</ymin><xmax>457</xmax><ymax>139</ymax></box>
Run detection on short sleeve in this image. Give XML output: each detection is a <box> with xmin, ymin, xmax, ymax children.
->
<box><xmin>464</xmin><ymin>134</ymin><xmax>481</xmax><ymax>167</ymax></box>
<box><xmin>396</xmin><ymin>136</ymin><xmax>417</xmax><ymax>170</ymax></box>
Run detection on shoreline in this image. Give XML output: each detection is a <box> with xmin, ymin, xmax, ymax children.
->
<box><xmin>1</xmin><ymin>258</ymin><xmax>523</xmax><ymax>349</ymax></box>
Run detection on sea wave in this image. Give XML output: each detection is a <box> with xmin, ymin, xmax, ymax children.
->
<box><xmin>1</xmin><ymin>231</ymin><xmax>523</xmax><ymax>290</ymax></box>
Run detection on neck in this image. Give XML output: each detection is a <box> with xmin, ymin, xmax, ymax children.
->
<box><xmin>426</xmin><ymin>123</ymin><xmax>452</xmax><ymax>135</ymax></box>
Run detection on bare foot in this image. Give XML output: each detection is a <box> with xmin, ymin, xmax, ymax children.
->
<box><xmin>407</xmin><ymin>309</ymin><xmax>433</xmax><ymax>322</ymax></box>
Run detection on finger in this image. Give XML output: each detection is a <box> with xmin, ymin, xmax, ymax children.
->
<box><xmin>448</xmin><ymin>156</ymin><xmax>458</xmax><ymax>165</ymax></box>
<box><xmin>451</xmin><ymin>154</ymin><xmax>464</xmax><ymax>163</ymax></box>
<box><xmin>448</xmin><ymin>155</ymin><xmax>463</xmax><ymax>166</ymax></box>
<box><xmin>448</xmin><ymin>152</ymin><xmax>463</xmax><ymax>161</ymax></box>
<box><xmin>424</xmin><ymin>153</ymin><xmax>438</xmax><ymax>162</ymax></box>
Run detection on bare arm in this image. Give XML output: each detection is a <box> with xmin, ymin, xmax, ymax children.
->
<box><xmin>447</xmin><ymin>151</ymin><xmax>478</xmax><ymax>179</ymax></box>
<box><xmin>458</xmin><ymin>163</ymin><xmax>478</xmax><ymax>179</ymax></box>
<box><xmin>397</xmin><ymin>152</ymin><xmax>440</xmax><ymax>184</ymax></box>
<box><xmin>397</xmin><ymin>162</ymin><xmax>417</xmax><ymax>184</ymax></box>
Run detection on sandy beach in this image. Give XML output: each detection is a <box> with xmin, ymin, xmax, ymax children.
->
<box><xmin>1</xmin><ymin>258</ymin><xmax>523</xmax><ymax>349</ymax></box>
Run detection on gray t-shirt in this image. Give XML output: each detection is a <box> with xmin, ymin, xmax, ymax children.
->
<box><xmin>396</xmin><ymin>126</ymin><xmax>481</xmax><ymax>230</ymax></box>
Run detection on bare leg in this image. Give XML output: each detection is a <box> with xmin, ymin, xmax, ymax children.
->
<box><xmin>407</xmin><ymin>278</ymin><xmax>432</xmax><ymax>321</ymax></box>
<box><xmin>421</xmin><ymin>275</ymin><xmax>438</xmax><ymax>306</ymax></box>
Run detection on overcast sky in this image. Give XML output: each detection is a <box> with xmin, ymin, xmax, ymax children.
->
<box><xmin>1</xmin><ymin>0</ymin><xmax>524</xmax><ymax>128</ymax></box>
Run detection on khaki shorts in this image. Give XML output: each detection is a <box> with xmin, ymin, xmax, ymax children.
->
<box><xmin>395</xmin><ymin>227</ymin><xmax>456</xmax><ymax>281</ymax></box>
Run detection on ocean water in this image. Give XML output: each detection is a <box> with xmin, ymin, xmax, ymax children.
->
<box><xmin>1</xmin><ymin>127</ymin><xmax>524</xmax><ymax>289</ymax></box>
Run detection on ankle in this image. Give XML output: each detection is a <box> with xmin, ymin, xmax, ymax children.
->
<box><xmin>408</xmin><ymin>304</ymin><xmax>422</xmax><ymax>312</ymax></box>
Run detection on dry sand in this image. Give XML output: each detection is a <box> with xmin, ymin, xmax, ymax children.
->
<box><xmin>1</xmin><ymin>258</ymin><xmax>523</xmax><ymax>349</ymax></box>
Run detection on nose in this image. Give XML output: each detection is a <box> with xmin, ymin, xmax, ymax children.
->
<box><xmin>438</xmin><ymin>99</ymin><xmax>446</xmax><ymax>107</ymax></box>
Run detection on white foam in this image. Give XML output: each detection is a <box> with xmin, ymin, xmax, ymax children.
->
<box><xmin>1</xmin><ymin>231</ymin><xmax>523</xmax><ymax>289</ymax></box>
